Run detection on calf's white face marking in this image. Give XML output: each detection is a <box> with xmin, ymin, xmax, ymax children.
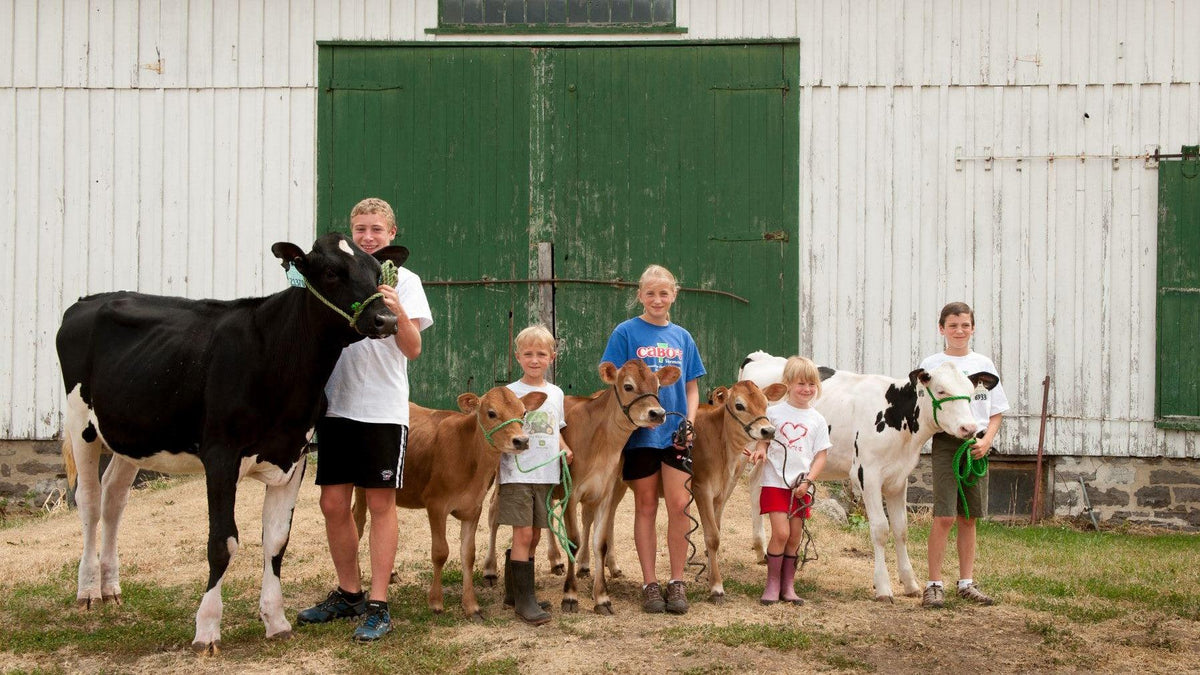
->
<box><xmin>338</xmin><ymin>239</ymin><xmax>355</xmax><ymax>256</ymax></box>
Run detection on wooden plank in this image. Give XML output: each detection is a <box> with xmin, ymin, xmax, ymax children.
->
<box><xmin>186</xmin><ymin>90</ymin><xmax>215</xmax><ymax>299</ymax></box>
<box><xmin>137</xmin><ymin>0</ymin><xmax>163</xmax><ymax>89</ymax></box>
<box><xmin>0</xmin><ymin>90</ymin><xmax>17</xmax><ymax>436</ymax></box>
<box><xmin>212</xmin><ymin>89</ymin><xmax>239</xmax><ymax>298</ymax></box>
<box><xmin>290</xmin><ymin>0</ymin><xmax>316</xmax><ymax>86</ymax></box>
<box><xmin>62</xmin><ymin>0</ymin><xmax>89</xmax><ymax>87</ymax></box>
<box><xmin>36</xmin><ymin>89</ymin><xmax>65</xmax><ymax>437</ymax></box>
<box><xmin>114</xmin><ymin>0</ymin><xmax>139</xmax><ymax>87</ymax></box>
<box><xmin>212</xmin><ymin>0</ymin><xmax>239</xmax><ymax>87</ymax></box>
<box><xmin>187</xmin><ymin>0</ymin><xmax>214</xmax><ymax>86</ymax></box>
<box><xmin>891</xmin><ymin>85</ymin><xmax>918</xmax><ymax>367</ymax></box>
<box><xmin>262</xmin><ymin>88</ymin><xmax>291</xmax><ymax>288</ymax></box>
<box><xmin>263</xmin><ymin>0</ymin><xmax>291</xmax><ymax>86</ymax></box>
<box><xmin>162</xmin><ymin>90</ymin><xmax>189</xmax><ymax>295</ymax></box>
<box><xmin>288</xmin><ymin>90</ymin><xmax>316</xmax><ymax>245</ymax></box>
<box><xmin>11</xmin><ymin>89</ymin><xmax>39</xmax><ymax>436</ymax></box>
<box><xmin>36</xmin><ymin>0</ymin><xmax>63</xmax><ymax>87</ymax></box>
<box><xmin>13</xmin><ymin>0</ymin><xmax>38</xmax><ymax>87</ymax></box>
<box><xmin>157</xmin><ymin>0</ymin><xmax>188</xmax><ymax>88</ymax></box>
<box><xmin>61</xmin><ymin>88</ymin><xmax>89</xmax><ymax>328</ymax></box>
<box><xmin>315</xmin><ymin>0</ymin><xmax>340</xmax><ymax>41</ymax></box>
<box><xmin>88</xmin><ymin>90</ymin><xmax>115</xmax><ymax>292</ymax></box>
<box><xmin>390</xmin><ymin>0</ymin><xmax>420</xmax><ymax>41</ymax></box>
<box><xmin>238</xmin><ymin>0</ymin><xmax>264</xmax><ymax>87</ymax></box>
<box><xmin>237</xmin><ymin>88</ymin><xmax>265</xmax><ymax>294</ymax></box>
<box><xmin>136</xmin><ymin>90</ymin><xmax>164</xmax><ymax>292</ymax></box>
<box><xmin>340</xmin><ymin>0</ymin><xmax>367</xmax><ymax>40</ymax></box>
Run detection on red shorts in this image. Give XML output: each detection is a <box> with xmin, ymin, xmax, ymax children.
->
<box><xmin>760</xmin><ymin>486</ymin><xmax>812</xmax><ymax>518</ymax></box>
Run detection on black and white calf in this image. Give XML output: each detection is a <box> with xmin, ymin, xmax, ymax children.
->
<box><xmin>56</xmin><ymin>233</ymin><xmax>408</xmax><ymax>653</ymax></box>
<box><xmin>739</xmin><ymin>351</ymin><xmax>988</xmax><ymax>601</ymax></box>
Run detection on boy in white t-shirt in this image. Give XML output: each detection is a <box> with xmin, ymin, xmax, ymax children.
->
<box><xmin>747</xmin><ymin>356</ymin><xmax>831</xmax><ymax>606</ymax></box>
<box><xmin>919</xmin><ymin>302</ymin><xmax>1010</xmax><ymax>609</ymax></box>
<box><xmin>296</xmin><ymin>198</ymin><xmax>433</xmax><ymax>641</ymax></box>
<box><xmin>499</xmin><ymin>325</ymin><xmax>573</xmax><ymax>625</ymax></box>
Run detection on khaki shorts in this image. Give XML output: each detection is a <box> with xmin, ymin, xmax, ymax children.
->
<box><xmin>497</xmin><ymin>482</ymin><xmax>553</xmax><ymax>528</ymax></box>
<box><xmin>931</xmin><ymin>432</ymin><xmax>988</xmax><ymax>518</ymax></box>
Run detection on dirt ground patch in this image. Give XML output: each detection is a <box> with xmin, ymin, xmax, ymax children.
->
<box><xmin>1</xmin><ymin>470</ymin><xmax>1196</xmax><ymax>673</ymax></box>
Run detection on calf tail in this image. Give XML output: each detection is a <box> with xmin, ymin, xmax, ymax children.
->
<box><xmin>62</xmin><ymin>433</ymin><xmax>78</xmax><ymax>491</ymax></box>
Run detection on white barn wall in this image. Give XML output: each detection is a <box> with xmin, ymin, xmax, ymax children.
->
<box><xmin>0</xmin><ymin>0</ymin><xmax>1197</xmax><ymax>461</ymax></box>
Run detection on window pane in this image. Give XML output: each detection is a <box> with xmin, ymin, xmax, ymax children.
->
<box><xmin>651</xmin><ymin>0</ymin><xmax>672</xmax><ymax>22</ymax></box>
<box><xmin>547</xmin><ymin>0</ymin><xmax>567</xmax><ymax>23</ymax></box>
<box><xmin>567</xmin><ymin>0</ymin><xmax>588</xmax><ymax>23</ymax></box>
<box><xmin>442</xmin><ymin>0</ymin><xmax>463</xmax><ymax>23</ymax></box>
<box><xmin>438</xmin><ymin>0</ymin><xmax>674</xmax><ymax>26</ymax></box>
<box><xmin>611</xmin><ymin>0</ymin><xmax>631</xmax><ymax>22</ymax></box>
<box><xmin>527</xmin><ymin>0</ymin><xmax>547</xmax><ymax>22</ymax></box>
<box><xmin>631</xmin><ymin>0</ymin><xmax>651</xmax><ymax>22</ymax></box>
<box><xmin>484</xmin><ymin>0</ymin><xmax>504</xmax><ymax>23</ymax></box>
<box><xmin>462</xmin><ymin>0</ymin><xmax>484</xmax><ymax>23</ymax></box>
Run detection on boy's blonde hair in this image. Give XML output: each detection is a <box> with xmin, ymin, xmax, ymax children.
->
<box><xmin>782</xmin><ymin>356</ymin><xmax>822</xmax><ymax>399</ymax></box>
<box><xmin>350</xmin><ymin>197</ymin><xmax>397</xmax><ymax>231</ymax></box>
<box><xmin>514</xmin><ymin>324</ymin><xmax>557</xmax><ymax>353</ymax></box>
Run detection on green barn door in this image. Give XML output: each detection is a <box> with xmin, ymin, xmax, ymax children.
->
<box><xmin>1156</xmin><ymin>146</ymin><xmax>1200</xmax><ymax>429</ymax></box>
<box><xmin>542</xmin><ymin>44</ymin><xmax>799</xmax><ymax>395</ymax></box>
<box><xmin>319</xmin><ymin>43</ymin><xmax>798</xmax><ymax>407</ymax></box>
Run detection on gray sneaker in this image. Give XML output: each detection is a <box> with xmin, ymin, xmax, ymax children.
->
<box><xmin>957</xmin><ymin>582</ymin><xmax>995</xmax><ymax>606</ymax></box>
<box><xmin>921</xmin><ymin>584</ymin><xmax>945</xmax><ymax>609</ymax></box>
<box><xmin>641</xmin><ymin>582</ymin><xmax>666</xmax><ymax>613</ymax></box>
<box><xmin>665</xmin><ymin>580</ymin><xmax>689</xmax><ymax>615</ymax></box>
<box><xmin>296</xmin><ymin>588</ymin><xmax>366</xmax><ymax>625</ymax></box>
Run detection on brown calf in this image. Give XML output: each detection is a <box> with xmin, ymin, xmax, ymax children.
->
<box><xmin>689</xmin><ymin>380</ymin><xmax>787</xmax><ymax>602</ymax></box>
<box><xmin>352</xmin><ymin>387</ymin><xmax>546</xmax><ymax>621</ymax></box>
<box><xmin>560</xmin><ymin>360</ymin><xmax>681</xmax><ymax>615</ymax></box>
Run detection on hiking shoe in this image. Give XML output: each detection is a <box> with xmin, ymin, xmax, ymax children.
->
<box><xmin>641</xmin><ymin>582</ymin><xmax>666</xmax><ymax>613</ymax></box>
<box><xmin>665</xmin><ymin>580</ymin><xmax>689</xmax><ymax>615</ymax></box>
<box><xmin>353</xmin><ymin>601</ymin><xmax>393</xmax><ymax>642</ymax></box>
<box><xmin>957</xmin><ymin>583</ymin><xmax>995</xmax><ymax>606</ymax></box>
<box><xmin>921</xmin><ymin>584</ymin><xmax>945</xmax><ymax>609</ymax></box>
<box><xmin>296</xmin><ymin>588</ymin><xmax>366</xmax><ymax>625</ymax></box>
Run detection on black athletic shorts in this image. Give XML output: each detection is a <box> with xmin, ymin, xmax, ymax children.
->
<box><xmin>621</xmin><ymin>445</ymin><xmax>692</xmax><ymax>482</ymax></box>
<box><xmin>314</xmin><ymin>417</ymin><xmax>408</xmax><ymax>489</ymax></box>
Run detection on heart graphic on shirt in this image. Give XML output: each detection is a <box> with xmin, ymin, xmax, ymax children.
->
<box><xmin>778</xmin><ymin>421</ymin><xmax>809</xmax><ymax>445</ymax></box>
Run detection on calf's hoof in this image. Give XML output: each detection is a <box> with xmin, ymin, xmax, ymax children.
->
<box><xmin>709</xmin><ymin>591</ymin><xmax>725</xmax><ymax>605</ymax></box>
<box><xmin>482</xmin><ymin>574</ymin><xmax>498</xmax><ymax>588</ymax></box>
<box><xmin>593</xmin><ymin>602</ymin><xmax>614</xmax><ymax>616</ymax></box>
<box><xmin>550</xmin><ymin>564</ymin><xmax>565</xmax><ymax>576</ymax></box>
<box><xmin>903</xmin><ymin>589</ymin><xmax>922</xmax><ymax>598</ymax></box>
<box><xmin>190</xmin><ymin>640</ymin><xmax>221</xmax><ymax>656</ymax></box>
<box><xmin>469</xmin><ymin>611</ymin><xmax>485</xmax><ymax>624</ymax></box>
<box><xmin>609</xmin><ymin>568</ymin><xmax>623</xmax><ymax>579</ymax></box>
<box><xmin>76</xmin><ymin>597</ymin><xmax>99</xmax><ymax>610</ymax></box>
<box><xmin>561</xmin><ymin>598</ymin><xmax>579</xmax><ymax>613</ymax></box>
<box><xmin>102</xmin><ymin>593</ymin><xmax>123</xmax><ymax>606</ymax></box>
<box><xmin>267</xmin><ymin>630</ymin><xmax>293</xmax><ymax>641</ymax></box>
<box><xmin>576</xmin><ymin>566</ymin><xmax>590</xmax><ymax>579</ymax></box>
<box><xmin>875</xmin><ymin>594</ymin><xmax>895</xmax><ymax>603</ymax></box>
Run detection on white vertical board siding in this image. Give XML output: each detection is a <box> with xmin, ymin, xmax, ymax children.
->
<box><xmin>1</xmin><ymin>0</ymin><xmax>1198</xmax><ymax>459</ymax></box>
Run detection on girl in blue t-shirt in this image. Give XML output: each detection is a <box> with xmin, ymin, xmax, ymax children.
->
<box><xmin>600</xmin><ymin>264</ymin><xmax>706</xmax><ymax>615</ymax></box>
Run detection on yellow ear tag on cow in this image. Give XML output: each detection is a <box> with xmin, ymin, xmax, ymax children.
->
<box><xmin>286</xmin><ymin>262</ymin><xmax>306</xmax><ymax>288</ymax></box>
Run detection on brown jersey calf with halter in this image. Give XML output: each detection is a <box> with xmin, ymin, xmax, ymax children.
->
<box><xmin>352</xmin><ymin>387</ymin><xmax>546</xmax><ymax>621</ymax></box>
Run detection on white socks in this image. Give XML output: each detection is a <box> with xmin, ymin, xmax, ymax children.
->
<box><xmin>926</xmin><ymin>580</ymin><xmax>944</xmax><ymax>589</ymax></box>
<box><xmin>957</xmin><ymin>578</ymin><xmax>973</xmax><ymax>589</ymax></box>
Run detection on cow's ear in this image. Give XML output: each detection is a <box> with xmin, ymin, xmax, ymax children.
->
<box><xmin>271</xmin><ymin>242</ymin><xmax>305</xmax><ymax>271</ymax></box>
<box><xmin>457</xmin><ymin>392</ymin><xmax>480</xmax><ymax>413</ymax></box>
<box><xmin>908</xmin><ymin>368</ymin><xmax>930</xmax><ymax>387</ymax></box>
<box><xmin>763</xmin><ymin>382</ymin><xmax>788</xmax><ymax>401</ymax></box>
<box><xmin>656</xmin><ymin>366</ymin><xmax>682</xmax><ymax>387</ymax></box>
<box><xmin>374</xmin><ymin>245</ymin><xmax>410</xmax><ymax>268</ymax></box>
<box><xmin>969</xmin><ymin>372</ymin><xmax>1000</xmax><ymax>391</ymax></box>
<box><xmin>521</xmin><ymin>392</ymin><xmax>548</xmax><ymax>412</ymax></box>
<box><xmin>598</xmin><ymin>362</ymin><xmax>618</xmax><ymax>384</ymax></box>
<box><xmin>709</xmin><ymin>386</ymin><xmax>728</xmax><ymax>405</ymax></box>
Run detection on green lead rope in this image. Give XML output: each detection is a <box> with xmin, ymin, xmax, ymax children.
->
<box><xmin>294</xmin><ymin>259</ymin><xmax>400</xmax><ymax>329</ymax></box>
<box><xmin>953</xmin><ymin>437</ymin><xmax>988</xmax><ymax>519</ymax></box>
<box><xmin>513</xmin><ymin>450</ymin><xmax>576</xmax><ymax>565</ymax></box>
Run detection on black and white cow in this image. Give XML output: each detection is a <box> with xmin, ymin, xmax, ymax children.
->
<box><xmin>739</xmin><ymin>351</ymin><xmax>987</xmax><ymax>601</ymax></box>
<box><xmin>56</xmin><ymin>233</ymin><xmax>407</xmax><ymax>653</ymax></box>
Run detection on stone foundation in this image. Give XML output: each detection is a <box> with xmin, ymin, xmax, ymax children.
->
<box><xmin>906</xmin><ymin>454</ymin><xmax>1200</xmax><ymax>530</ymax></box>
<box><xmin>0</xmin><ymin>439</ymin><xmax>68</xmax><ymax>502</ymax></box>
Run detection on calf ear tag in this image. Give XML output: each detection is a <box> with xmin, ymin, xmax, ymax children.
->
<box><xmin>286</xmin><ymin>262</ymin><xmax>307</xmax><ymax>288</ymax></box>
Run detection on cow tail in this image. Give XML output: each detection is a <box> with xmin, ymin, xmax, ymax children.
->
<box><xmin>62</xmin><ymin>433</ymin><xmax>78</xmax><ymax>491</ymax></box>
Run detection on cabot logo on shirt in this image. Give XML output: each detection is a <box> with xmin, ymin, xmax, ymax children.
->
<box><xmin>636</xmin><ymin>343</ymin><xmax>683</xmax><ymax>360</ymax></box>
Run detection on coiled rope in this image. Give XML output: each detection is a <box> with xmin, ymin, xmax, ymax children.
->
<box><xmin>953</xmin><ymin>437</ymin><xmax>987</xmax><ymax>519</ymax></box>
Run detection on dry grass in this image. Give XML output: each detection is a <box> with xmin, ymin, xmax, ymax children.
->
<box><xmin>0</xmin><ymin>469</ymin><xmax>1197</xmax><ymax>674</ymax></box>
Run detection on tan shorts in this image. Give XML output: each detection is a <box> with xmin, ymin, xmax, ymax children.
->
<box><xmin>931</xmin><ymin>433</ymin><xmax>988</xmax><ymax>518</ymax></box>
<box><xmin>497</xmin><ymin>482</ymin><xmax>553</xmax><ymax>528</ymax></box>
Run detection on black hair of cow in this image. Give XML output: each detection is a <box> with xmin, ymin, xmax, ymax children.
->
<box><xmin>873</xmin><ymin>382</ymin><xmax>920</xmax><ymax>435</ymax></box>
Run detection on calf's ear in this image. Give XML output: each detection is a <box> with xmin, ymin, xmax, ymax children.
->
<box><xmin>656</xmin><ymin>365</ymin><xmax>682</xmax><ymax>387</ymax></box>
<box><xmin>521</xmin><ymin>392</ymin><xmax>548</xmax><ymax>412</ymax></box>
<box><xmin>709</xmin><ymin>386</ymin><xmax>728</xmax><ymax>405</ymax></box>
<box><xmin>908</xmin><ymin>368</ymin><xmax>930</xmax><ymax>387</ymax></box>
<box><xmin>374</xmin><ymin>245</ymin><xmax>410</xmax><ymax>268</ymax></box>
<box><xmin>969</xmin><ymin>372</ymin><xmax>1000</xmax><ymax>390</ymax></box>
<box><xmin>457</xmin><ymin>392</ymin><xmax>480</xmax><ymax>413</ymax></box>
<box><xmin>271</xmin><ymin>242</ymin><xmax>305</xmax><ymax>271</ymax></box>
<box><xmin>763</xmin><ymin>382</ymin><xmax>788</xmax><ymax>401</ymax></box>
<box><xmin>598</xmin><ymin>362</ymin><xmax>618</xmax><ymax>384</ymax></box>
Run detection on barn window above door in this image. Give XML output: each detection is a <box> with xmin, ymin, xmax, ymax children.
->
<box><xmin>432</xmin><ymin>0</ymin><xmax>684</xmax><ymax>33</ymax></box>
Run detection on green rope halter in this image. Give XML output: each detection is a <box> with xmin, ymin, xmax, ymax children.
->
<box><xmin>924</xmin><ymin>386</ymin><xmax>971</xmax><ymax>428</ymax></box>
<box><xmin>953</xmin><ymin>438</ymin><xmax>988</xmax><ymax>519</ymax></box>
<box><xmin>480</xmin><ymin>417</ymin><xmax>523</xmax><ymax>446</ymax></box>
<box><xmin>298</xmin><ymin>260</ymin><xmax>398</xmax><ymax>329</ymax></box>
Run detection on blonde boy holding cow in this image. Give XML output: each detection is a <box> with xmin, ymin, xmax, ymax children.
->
<box><xmin>499</xmin><ymin>325</ymin><xmax>574</xmax><ymax>625</ymax></box>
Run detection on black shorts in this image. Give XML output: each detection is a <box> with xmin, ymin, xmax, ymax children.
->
<box><xmin>314</xmin><ymin>417</ymin><xmax>408</xmax><ymax>489</ymax></box>
<box><xmin>622</xmin><ymin>445</ymin><xmax>692</xmax><ymax>481</ymax></box>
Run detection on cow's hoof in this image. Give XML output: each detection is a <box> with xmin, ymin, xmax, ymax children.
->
<box><xmin>483</xmin><ymin>574</ymin><xmax>498</xmax><ymax>588</ymax></box>
<box><xmin>576</xmin><ymin>566</ymin><xmax>590</xmax><ymax>578</ymax></box>
<box><xmin>609</xmin><ymin>568</ymin><xmax>623</xmax><ymax>579</ymax></box>
<box><xmin>103</xmin><ymin>593</ymin><xmax>122</xmax><ymax>606</ymax></box>
<box><xmin>875</xmin><ymin>595</ymin><xmax>895</xmax><ymax>603</ymax></box>
<box><xmin>709</xmin><ymin>592</ymin><xmax>725</xmax><ymax>604</ymax></box>
<box><xmin>268</xmin><ymin>630</ymin><xmax>293</xmax><ymax>641</ymax></box>
<box><xmin>550</xmin><ymin>564</ymin><xmax>565</xmax><ymax>576</ymax></box>
<box><xmin>469</xmin><ymin>611</ymin><xmax>485</xmax><ymax>624</ymax></box>
<box><xmin>903</xmin><ymin>590</ymin><xmax>921</xmax><ymax>598</ymax></box>
<box><xmin>77</xmin><ymin>597</ymin><xmax>98</xmax><ymax>610</ymax></box>
<box><xmin>191</xmin><ymin>640</ymin><xmax>221</xmax><ymax>656</ymax></box>
<box><xmin>593</xmin><ymin>602</ymin><xmax>614</xmax><ymax>616</ymax></box>
<box><xmin>561</xmin><ymin>599</ymin><xmax>579</xmax><ymax>613</ymax></box>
